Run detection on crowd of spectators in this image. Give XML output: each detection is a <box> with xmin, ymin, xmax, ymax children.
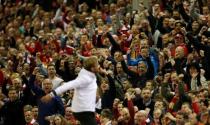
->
<box><xmin>0</xmin><ymin>0</ymin><xmax>209</xmax><ymax>125</ymax></box>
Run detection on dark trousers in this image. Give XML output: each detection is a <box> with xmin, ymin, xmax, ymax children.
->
<box><xmin>73</xmin><ymin>112</ymin><xmax>97</xmax><ymax>125</ymax></box>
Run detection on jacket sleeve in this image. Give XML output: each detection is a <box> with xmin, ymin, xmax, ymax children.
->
<box><xmin>121</xmin><ymin>60</ymin><xmax>139</xmax><ymax>78</ymax></box>
<box><xmin>107</xmin><ymin>32</ymin><xmax>121</xmax><ymax>52</ymax></box>
<box><xmin>190</xmin><ymin>1</ymin><xmax>200</xmax><ymax>20</ymax></box>
<box><xmin>55</xmin><ymin>96</ymin><xmax>65</xmax><ymax>115</ymax></box>
<box><xmin>147</xmin><ymin>13</ymin><xmax>157</xmax><ymax>34</ymax></box>
<box><xmin>127</xmin><ymin>99</ymin><xmax>134</xmax><ymax>125</ymax></box>
<box><xmin>186</xmin><ymin>33</ymin><xmax>209</xmax><ymax>51</ymax></box>
<box><xmin>192</xmin><ymin>101</ymin><xmax>200</xmax><ymax>114</ymax></box>
<box><xmin>161</xmin><ymin>82</ymin><xmax>174</xmax><ymax>102</ymax></box>
<box><xmin>55</xmin><ymin>59</ymin><xmax>61</xmax><ymax>74</ymax></box>
<box><xmin>96</xmin><ymin>34</ymin><xmax>104</xmax><ymax>48</ymax></box>
<box><xmin>107</xmin><ymin>74</ymin><xmax>116</xmax><ymax>99</ymax></box>
<box><xmin>174</xmin><ymin>58</ymin><xmax>186</xmax><ymax>75</ymax></box>
<box><xmin>175</xmin><ymin>3</ymin><xmax>191</xmax><ymax>22</ymax></box>
<box><xmin>28</xmin><ymin>75</ymin><xmax>45</xmax><ymax>97</ymax></box>
<box><xmin>178</xmin><ymin>82</ymin><xmax>191</xmax><ymax>103</ymax></box>
<box><xmin>54</xmin><ymin>75</ymin><xmax>86</xmax><ymax>95</ymax></box>
<box><xmin>37</xmin><ymin>63</ymin><xmax>47</xmax><ymax>76</ymax></box>
<box><xmin>127</xmin><ymin>53</ymin><xmax>141</xmax><ymax>66</ymax></box>
<box><xmin>145</xmin><ymin>57</ymin><xmax>155</xmax><ymax>79</ymax></box>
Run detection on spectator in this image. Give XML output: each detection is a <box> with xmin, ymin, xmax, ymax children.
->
<box><xmin>50</xmin><ymin>114</ymin><xmax>70</xmax><ymax>125</ymax></box>
<box><xmin>100</xmin><ymin>109</ymin><xmax>113</xmax><ymax>125</ymax></box>
<box><xmin>47</xmin><ymin>64</ymin><xmax>64</xmax><ymax>89</ymax></box>
<box><xmin>64</xmin><ymin>107</ymin><xmax>78</xmax><ymax>125</ymax></box>
<box><xmin>24</xmin><ymin>105</ymin><xmax>39</xmax><ymax>125</ymax></box>
<box><xmin>0</xmin><ymin>87</ymin><xmax>25</xmax><ymax>125</ymax></box>
<box><xmin>28</xmin><ymin>67</ymin><xmax>65</xmax><ymax>125</ymax></box>
<box><xmin>0</xmin><ymin>0</ymin><xmax>209</xmax><ymax>125</ymax></box>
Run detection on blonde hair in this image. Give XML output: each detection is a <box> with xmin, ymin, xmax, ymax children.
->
<box><xmin>83</xmin><ymin>56</ymin><xmax>98</xmax><ymax>71</ymax></box>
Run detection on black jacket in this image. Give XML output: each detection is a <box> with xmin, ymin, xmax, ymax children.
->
<box><xmin>186</xmin><ymin>33</ymin><xmax>210</xmax><ymax>80</ymax></box>
<box><xmin>0</xmin><ymin>99</ymin><xmax>25</xmax><ymax>125</ymax></box>
<box><xmin>101</xmin><ymin>74</ymin><xmax>116</xmax><ymax>109</ymax></box>
<box><xmin>121</xmin><ymin>57</ymin><xmax>154</xmax><ymax>88</ymax></box>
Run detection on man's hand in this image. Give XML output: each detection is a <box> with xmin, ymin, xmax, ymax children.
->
<box><xmin>41</xmin><ymin>94</ymin><xmax>53</xmax><ymax>103</ymax></box>
<box><xmin>199</xmin><ymin>26</ymin><xmax>208</xmax><ymax>35</ymax></box>
<box><xmin>125</xmin><ymin>92</ymin><xmax>132</xmax><ymax>100</ymax></box>
<box><xmin>178</xmin><ymin>74</ymin><xmax>184</xmax><ymax>82</ymax></box>
<box><xmin>32</xmin><ymin>67</ymin><xmax>40</xmax><ymax>75</ymax></box>
<box><xmin>181</xmin><ymin>27</ymin><xmax>187</xmax><ymax>35</ymax></box>
<box><xmin>191</xmin><ymin>72</ymin><xmax>198</xmax><ymax>79</ymax></box>
<box><xmin>99</xmin><ymin>67</ymin><xmax>108</xmax><ymax>75</ymax></box>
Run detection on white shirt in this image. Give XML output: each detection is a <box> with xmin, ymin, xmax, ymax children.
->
<box><xmin>190</xmin><ymin>75</ymin><xmax>207</xmax><ymax>91</ymax></box>
<box><xmin>105</xmin><ymin>121</ymin><xmax>112</xmax><ymax>125</ymax></box>
<box><xmin>51</xmin><ymin>76</ymin><xmax>64</xmax><ymax>89</ymax></box>
<box><xmin>54</xmin><ymin>68</ymin><xmax>97</xmax><ymax>112</ymax></box>
<box><xmin>96</xmin><ymin>98</ymin><xmax>102</xmax><ymax>110</ymax></box>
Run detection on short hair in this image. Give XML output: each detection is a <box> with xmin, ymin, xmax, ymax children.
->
<box><xmin>83</xmin><ymin>56</ymin><xmax>98</xmax><ymax>71</ymax></box>
<box><xmin>142</xmin><ymin>87</ymin><xmax>151</xmax><ymax>92</ymax></box>
<box><xmin>33</xmin><ymin>106</ymin><xmax>38</xmax><ymax>109</ymax></box>
<box><xmin>8</xmin><ymin>86</ymin><xmax>17</xmax><ymax>92</ymax></box>
<box><xmin>138</xmin><ymin>110</ymin><xmax>147</xmax><ymax>116</ymax></box>
<box><xmin>47</xmin><ymin>63</ymin><xmax>55</xmax><ymax>69</ymax></box>
<box><xmin>101</xmin><ymin>109</ymin><xmax>113</xmax><ymax>120</ymax></box>
<box><xmin>24</xmin><ymin>105</ymin><xmax>33</xmax><ymax>112</ymax></box>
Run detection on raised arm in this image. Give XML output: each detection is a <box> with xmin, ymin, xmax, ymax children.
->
<box><xmin>54</xmin><ymin>77</ymin><xmax>83</xmax><ymax>96</ymax></box>
<box><xmin>186</xmin><ymin>32</ymin><xmax>209</xmax><ymax>51</ymax></box>
<box><xmin>41</xmin><ymin>73</ymin><xmax>86</xmax><ymax>103</ymax></box>
<box><xmin>28</xmin><ymin>74</ymin><xmax>45</xmax><ymax>97</ymax></box>
<box><xmin>107</xmin><ymin>32</ymin><xmax>121</xmax><ymax>52</ymax></box>
<box><xmin>121</xmin><ymin>60</ymin><xmax>139</xmax><ymax>78</ymax></box>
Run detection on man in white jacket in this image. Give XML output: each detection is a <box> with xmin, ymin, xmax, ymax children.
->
<box><xmin>41</xmin><ymin>56</ymin><xmax>99</xmax><ymax>125</ymax></box>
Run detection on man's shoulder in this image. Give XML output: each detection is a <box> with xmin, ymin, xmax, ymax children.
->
<box><xmin>53</xmin><ymin>76</ymin><xmax>64</xmax><ymax>82</ymax></box>
<box><xmin>78</xmin><ymin>69</ymin><xmax>96</xmax><ymax>81</ymax></box>
<box><xmin>53</xmin><ymin>96</ymin><xmax>63</xmax><ymax>101</ymax></box>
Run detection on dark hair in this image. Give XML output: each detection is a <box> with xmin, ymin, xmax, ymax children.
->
<box><xmin>101</xmin><ymin>109</ymin><xmax>113</xmax><ymax>120</ymax></box>
<box><xmin>188</xmin><ymin>62</ymin><xmax>201</xmax><ymax>86</ymax></box>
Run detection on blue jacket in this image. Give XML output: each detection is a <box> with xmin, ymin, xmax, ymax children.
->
<box><xmin>28</xmin><ymin>75</ymin><xmax>65</xmax><ymax>125</ymax></box>
<box><xmin>127</xmin><ymin>51</ymin><xmax>159</xmax><ymax>77</ymax></box>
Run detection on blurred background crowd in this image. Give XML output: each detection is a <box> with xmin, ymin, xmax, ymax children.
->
<box><xmin>0</xmin><ymin>0</ymin><xmax>209</xmax><ymax>125</ymax></box>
